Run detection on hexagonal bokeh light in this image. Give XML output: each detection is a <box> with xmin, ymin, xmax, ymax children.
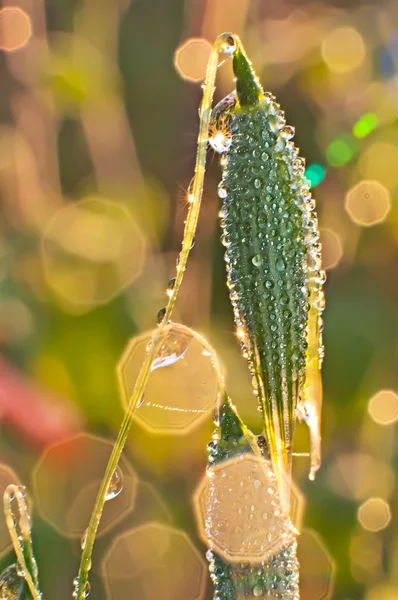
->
<box><xmin>102</xmin><ymin>522</ymin><xmax>207</xmax><ymax>600</ymax></box>
<box><xmin>118</xmin><ymin>323</ymin><xmax>219</xmax><ymax>434</ymax></box>
<box><xmin>357</xmin><ymin>498</ymin><xmax>391</xmax><ymax>532</ymax></box>
<box><xmin>72</xmin><ymin>479</ymin><xmax>173</xmax><ymax>576</ymax></box>
<box><xmin>0</xmin><ymin>7</ymin><xmax>32</xmax><ymax>52</ymax></box>
<box><xmin>32</xmin><ymin>433</ymin><xmax>138</xmax><ymax>537</ymax></box>
<box><xmin>193</xmin><ymin>454</ymin><xmax>303</xmax><ymax>564</ymax></box>
<box><xmin>0</xmin><ymin>465</ymin><xmax>22</xmax><ymax>557</ymax></box>
<box><xmin>174</xmin><ymin>37</ymin><xmax>212</xmax><ymax>82</ymax></box>
<box><xmin>41</xmin><ymin>197</ymin><xmax>146</xmax><ymax>311</ymax></box>
<box><xmin>368</xmin><ymin>390</ymin><xmax>398</xmax><ymax>426</ymax></box>
<box><xmin>298</xmin><ymin>529</ymin><xmax>335</xmax><ymax>600</ymax></box>
<box><xmin>328</xmin><ymin>452</ymin><xmax>395</xmax><ymax>501</ymax></box>
<box><xmin>345</xmin><ymin>180</ymin><xmax>391</xmax><ymax>227</ymax></box>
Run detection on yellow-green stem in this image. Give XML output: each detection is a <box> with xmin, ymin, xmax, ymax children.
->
<box><xmin>4</xmin><ymin>485</ymin><xmax>41</xmax><ymax>600</ymax></box>
<box><xmin>75</xmin><ymin>32</ymin><xmax>236</xmax><ymax>600</ymax></box>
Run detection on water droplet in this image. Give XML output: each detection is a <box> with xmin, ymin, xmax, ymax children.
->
<box><xmin>0</xmin><ymin>565</ymin><xmax>21</xmax><ymax>600</ymax></box>
<box><xmin>218</xmin><ymin>186</ymin><xmax>228</xmax><ymax>199</ymax></box>
<box><xmin>280</xmin><ymin>125</ymin><xmax>295</xmax><ymax>140</ymax></box>
<box><xmin>151</xmin><ymin>326</ymin><xmax>192</xmax><ymax>372</ymax></box>
<box><xmin>156</xmin><ymin>308</ymin><xmax>166</xmax><ymax>324</ymax></box>
<box><xmin>209</xmin><ymin>132</ymin><xmax>232</xmax><ymax>154</ymax></box>
<box><xmin>254</xmin><ymin>178</ymin><xmax>262</xmax><ymax>189</ymax></box>
<box><xmin>276</xmin><ymin>258</ymin><xmax>286</xmax><ymax>272</ymax></box>
<box><xmin>234</xmin><ymin>525</ymin><xmax>243</xmax><ymax>534</ymax></box>
<box><xmin>253</xmin><ymin>584</ymin><xmax>264</xmax><ymax>597</ymax></box>
<box><xmin>81</xmin><ymin>529</ymin><xmax>88</xmax><ymax>550</ymax></box>
<box><xmin>252</xmin><ymin>254</ymin><xmax>262</xmax><ymax>267</ymax></box>
<box><xmin>16</xmin><ymin>486</ymin><xmax>26</xmax><ymax>498</ymax></box>
<box><xmin>209</xmin><ymin>91</ymin><xmax>236</xmax><ymax>153</ymax></box>
<box><xmin>105</xmin><ymin>468</ymin><xmax>123</xmax><ymax>501</ymax></box>
<box><xmin>167</xmin><ymin>277</ymin><xmax>176</xmax><ymax>297</ymax></box>
<box><xmin>16</xmin><ymin>564</ymin><xmax>25</xmax><ymax>578</ymax></box>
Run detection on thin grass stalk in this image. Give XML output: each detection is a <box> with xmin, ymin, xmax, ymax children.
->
<box><xmin>74</xmin><ymin>32</ymin><xmax>237</xmax><ymax>600</ymax></box>
<box><xmin>3</xmin><ymin>485</ymin><xmax>41</xmax><ymax>600</ymax></box>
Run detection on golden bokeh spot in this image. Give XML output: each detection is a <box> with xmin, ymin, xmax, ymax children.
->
<box><xmin>320</xmin><ymin>228</ymin><xmax>343</xmax><ymax>271</ymax></box>
<box><xmin>366</xmin><ymin>584</ymin><xmax>398</xmax><ymax>600</ymax></box>
<box><xmin>359</xmin><ymin>142</ymin><xmax>398</xmax><ymax>188</ymax></box>
<box><xmin>117</xmin><ymin>323</ymin><xmax>219</xmax><ymax>434</ymax></box>
<box><xmin>350</xmin><ymin>530</ymin><xmax>382</xmax><ymax>585</ymax></box>
<box><xmin>358</xmin><ymin>498</ymin><xmax>391</xmax><ymax>532</ymax></box>
<box><xmin>321</xmin><ymin>26</ymin><xmax>365</xmax><ymax>74</ymax></box>
<box><xmin>0</xmin><ymin>7</ymin><xmax>32</xmax><ymax>52</ymax></box>
<box><xmin>102</xmin><ymin>522</ymin><xmax>206</xmax><ymax>600</ymax></box>
<box><xmin>368</xmin><ymin>390</ymin><xmax>398</xmax><ymax>426</ymax></box>
<box><xmin>32</xmin><ymin>433</ymin><xmax>138</xmax><ymax>537</ymax></box>
<box><xmin>298</xmin><ymin>529</ymin><xmax>335</xmax><ymax>600</ymax></box>
<box><xmin>345</xmin><ymin>180</ymin><xmax>391</xmax><ymax>227</ymax></box>
<box><xmin>0</xmin><ymin>465</ymin><xmax>21</xmax><ymax>557</ymax></box>
<box><xmin>193</xmin><ymin>454</ymin><xmax>296</xmax><ymax>564</ymax></box>
<box><xmin>328</xmin><ymin>452</ymin><xmax>395</xmax><ymax>501</ymax></box>
<box><xmin>41</xmin><ymin>197</ymin><xmax>146</xmax><ymax>311</ymax></box>
<box><xmin>174</xmin><ymin>38</ymin><xmax>212</xmax><ymax>82</ymax></box>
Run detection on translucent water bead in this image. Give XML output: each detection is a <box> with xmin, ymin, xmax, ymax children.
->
<box><xmin>72</xmin><ymin>577</ymin><xmax>90</xmax><ymax>598</ymax></box>
<box><xmin>151</xmin><ymin>327</ymin><xmax>192</xmax><ymax>371</ymax></box>
<box><xmin>105</xmin><ymin>467</ymin><xmax>124</xmax><ymax>501</ymax></box>
<box><xmin>209</xmin><ymin>91</ymin><xmax>237</xmax><ymax>154</ymax></box>
<box><xmin>0</xmin><ymin>565</ymin><xmax>21</xmax><ymax>600</ymax></box>
<box><xmin>33</xmin><ymin>433</ymin><xmax>138</xmax><ymax>538</ymax></box>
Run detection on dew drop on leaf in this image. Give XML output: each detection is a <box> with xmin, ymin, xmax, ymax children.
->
<box><xmin>280</xmin><ymin>125</ymin><xmax>295</xmax><ymax>140</ymax></box>
<box><xmin>252</xmin><ymin>254</ymin><xmax>262</xmax><ymax>267</ymax></box>
<box><xmin>0</xmin><ymin>565</ymin><xmax>21</xmax><ymax>600</ymax></box>
<box><xmin>81</xmin><ymin>528</ymin><xmax>87</xmax><ymax>550</ymax></box>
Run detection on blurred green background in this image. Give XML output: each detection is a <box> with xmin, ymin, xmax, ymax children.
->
<box><xmin>0</xmin><ymin>0</ymin><xmax>398</xmax><ymax>598</ymax></box>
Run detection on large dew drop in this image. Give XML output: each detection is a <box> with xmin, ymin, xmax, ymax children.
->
<box><xmin>151</xmin><ymin>325</ymin><xmax>193</xmax><ymax>372</ymax></box>
<box><xmin>105</xmin><ymin>468</ymin><xmax>123</xmax><ymax>501</ymax></box>
<box><xmin>209</xmin><ymin>91</ymin><xmax>236</xmax><ymax>154</ymax></box>
<box><xmin>0</xmin><ymin>565</ymin><xmax>21</xmax><ymax>600</ymax></box>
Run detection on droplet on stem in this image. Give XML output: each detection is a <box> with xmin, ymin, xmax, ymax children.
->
<box><xmin>81</xmin><ymin>528</ymin><xmax>88</xmax><ymax>550</ymax></box>
<box><xmin>156</xmin><ymin>308</ymin><xmax>166</xmax><ymax>324</ymax></box>
<box><xmin>151</xmin><ymin>326</ymin><xmax>193</xmax><ymax>372</ymax></box>
<box><xmin>209</xmin><ymin>91</ymin><xmax>236</xmax><ymax>154</ymax></box>
<box><xmin>105</xmin><ymin>468</ymin><xmax>123</xmax><ymax>501</ymax></box>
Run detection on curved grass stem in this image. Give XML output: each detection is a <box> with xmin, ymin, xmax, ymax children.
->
<box><xmin>4</xmin><ymin>485</ymin><xmax>41</xmax><ymax>600</ymax></box>
<box><xmin>75</xmin><ymin>32</ymin><xmax>236</xmax><ymax>600</ymax></box>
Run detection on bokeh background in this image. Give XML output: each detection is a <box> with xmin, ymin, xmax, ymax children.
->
<box><xmin>0</xmin><ymin>0</ymin><xmax>397</xmax><ymax>598</ymax></box>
